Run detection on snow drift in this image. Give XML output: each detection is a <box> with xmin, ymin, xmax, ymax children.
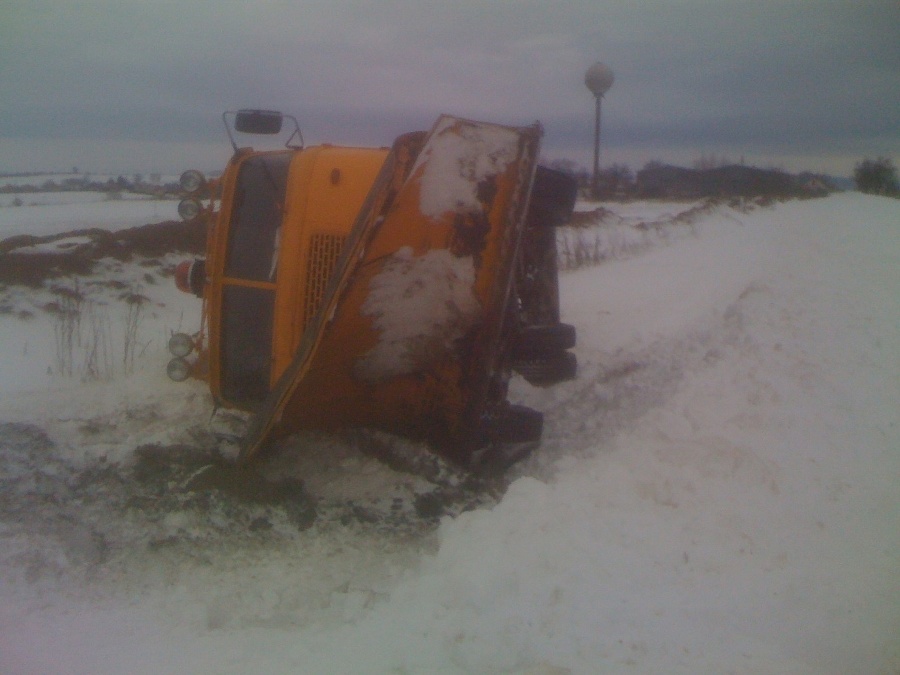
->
<box><xmin>0</xmin><ymin>192</ymin><xmax>897</xmax><ymax>674</ymax></box>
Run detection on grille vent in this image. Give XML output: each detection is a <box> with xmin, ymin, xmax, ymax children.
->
<box><xmin>304</xmin><ymin>233</ymin><xmax>346</xmax><ymax>328</ymax></box>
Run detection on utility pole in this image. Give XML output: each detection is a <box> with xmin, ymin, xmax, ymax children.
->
<box><xmin>585</xmin><ymin>62</ymin><xmax>614</xmax><ymax>197</ymax></box>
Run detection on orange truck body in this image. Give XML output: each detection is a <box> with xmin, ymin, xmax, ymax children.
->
<box><xmin>173</xmin><ymin>112</ymin><xmax>578</xmax><ymax>470</ymax></box>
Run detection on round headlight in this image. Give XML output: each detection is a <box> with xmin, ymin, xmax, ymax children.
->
<box><xmin>166</xmin><ymin>356</ymin><xmax>191</xmax><ymax>382</ymax></box>
<box><xmin>168</xmin><ymin>332</ymin><xmax>194</xmax><ymax>357</ymax></box>
<box><xmin>179</xmin><ymin>169</ymin><xmax>206</xmax><ymax>193</ymax></box>
<box><xmin>178</xmin><ymin>198</ymin><xmax>202</xmax><ymax>221</ymax></box>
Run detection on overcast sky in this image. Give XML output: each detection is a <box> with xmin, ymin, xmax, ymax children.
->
<box><xmin>2</xmin><ymin>0</ymin><xmax>898</xmax><ymax>176</ymax></box>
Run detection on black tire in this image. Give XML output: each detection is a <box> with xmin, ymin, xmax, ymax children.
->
<box><xmin>527</xmin><ymin>166</ymin><xmax>579</xmax><ymax>228</ymax></box>
<box><xmin>513</xmin><ymin>351</ymin><xmax>578</xmax><ymax>387</ymax></box>
<box><xmin>477</xmin><ymin>404</ymin><xmax>544</xmax><ymax>444</ymax></box>
<box><xmin>512</xmin><ymin>323</ymin><xmax>576</xmax><ymax>358</ymax></box>
<box><xmin>517</xmin><ymin>225</ymin><xmax>561</xmax><ymax>325</ymax></box>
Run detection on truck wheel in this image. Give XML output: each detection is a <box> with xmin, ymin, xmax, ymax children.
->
<box><xmin>512</xmin><ymin>323</ymin><xmax>576</xmax><ymax>358</ymax></box>
<box><xmin>517</xmin><ymin>225</ymin><xmax>561</xmax><ymax>325</ymax></box>
<box><xmin>478</xmin><ymin>404</ymin><xmax>544</xmax><ymax>444</ymax></box>
<box><xmin>527</xmin><ymin>166</ymin><xmax>579</xmax><ymax>227</ymax></box>
<box><xmin>513</xmin><ymin>351</ymin><xmax>578</xmax><ymax>386</ymax></box>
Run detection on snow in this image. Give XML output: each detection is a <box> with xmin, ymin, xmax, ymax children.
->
<box><xmin>414</xmin><ymin>116</ymin><xmax>522</xmax><ymax>218</ymax></box>
<box><xmin>8</xmin><ymin>235</ymin><xmax>95</xmax><ymax>254</ymax></box>
<box><xmin>1</xmin><ymin>175</ymin><xmax>180</xmax><ymax>189</ymax></box>
<box><xmin>1</xmin><ymin>192</ymin><xmax>898</xmax><ymax>673</ymax></box>
<box><xmin>358</xmin><ymin>246</ymin><xmax>480</xmax><ymax>381</ymax></box>
<box><xmin>0</xmin><ymin>195</ymin><xmax>178</xmax><ymax>238</ymax></box>
<box><xmin>0</xmin><ymin>191</ymin><xmax>160</xmax><ymax>208</ymax></box>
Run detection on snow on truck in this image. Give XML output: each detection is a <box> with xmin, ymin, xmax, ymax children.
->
<box><xmin>168</xmin><ymin>109</ymin><xmax>578</xmax><ymax>471</ymax></box>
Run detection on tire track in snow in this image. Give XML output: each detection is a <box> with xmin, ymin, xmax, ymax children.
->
<box><xmin>513</xmin><ymin>301</ymin><xmax>751</xmax><ymax>481</ymax></box>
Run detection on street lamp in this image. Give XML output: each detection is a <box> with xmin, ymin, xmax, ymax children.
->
<box><xmin>585</xmin><ymin>62</ymin><xmax>614</xmax><ymax>196</ymax></box>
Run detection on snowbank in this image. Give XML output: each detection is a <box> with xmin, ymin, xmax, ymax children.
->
<box><xmin>1</xmin><ymin>193</ymin><xmax>897</xmax><ymax>674</ymax></box>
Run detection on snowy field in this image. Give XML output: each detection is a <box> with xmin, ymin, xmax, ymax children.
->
<box><xmin>0</xmin><ymin>193</ymin><xmax>178</xmax><ymax>238</ymax></box>
<box><xmin>0</xmin><ymin>192</ymin><xmax>897</xmax><ymax>674</ymax></box>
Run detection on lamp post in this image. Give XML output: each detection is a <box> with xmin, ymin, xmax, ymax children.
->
<box><xmin>585</xmin><ymin>62</ymin><xmax>614</xmax><ymax>197</ymax></box>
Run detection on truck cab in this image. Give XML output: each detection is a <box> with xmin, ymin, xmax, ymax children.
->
<box><xmin>172</xmin><ymin>111</ymin><xmax>388</xmax><ymax>408</ymax></box>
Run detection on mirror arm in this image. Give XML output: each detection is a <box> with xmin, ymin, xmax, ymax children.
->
<box><xmin>223</xmin><ymin>111</ymin><xmax>239</xmax><ymax>153</ymax></box>
<box><xmin>283</xmin><ymin>115</ymin><xmax>304</xmax><ymax>150</ymax></box>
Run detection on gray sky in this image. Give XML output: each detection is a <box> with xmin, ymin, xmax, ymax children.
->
<box><xmin>2</xmin><ymin>0</ymin><xmax>898</xmax><ymax>176</ymax></box>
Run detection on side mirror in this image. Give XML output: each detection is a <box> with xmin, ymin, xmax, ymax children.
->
<box><xmin>223</xmin><ymin>109</ymin><xmax>304</xmax><ymax>152</ymax></box>
<box><xmin>234</xmin><ymin>109</ymin><xmax>283</xmax><ymax>135</ymax></box>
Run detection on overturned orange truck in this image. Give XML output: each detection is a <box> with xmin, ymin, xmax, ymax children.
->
<box><xmin>169</xmin><ymin>109</ymin><xmax>578</xmax><ymax>470</ymax></box>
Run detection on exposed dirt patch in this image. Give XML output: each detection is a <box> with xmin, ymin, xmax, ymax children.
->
<box><xmin>0</xmin><ymin>219</ymin><xmax>206</xmax><ymax>287</ymax></box>
<box><xmin>0</xmin><ymin>420</ymin><xmax>501</xmax><ymax>585</ymax></box>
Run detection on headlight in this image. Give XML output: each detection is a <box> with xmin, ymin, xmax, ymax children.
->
<box><xmin>166</xmin><ymin>357</ymin><xmax>191</xmax><ymax>382</ymax></box>
<box><xmin>178</xmin><ymin>198</ymin><xmax>202</xmax><ymax>221</ymax></box>
<box><xmin>179</xmin><ymin>169</ymin><xmax>206</xmax><ymax>193</ymax></box>
<box><xmin>168</xmin><ymin>332</ymin><xmax>194</xmax><ymax>357</ymax></box>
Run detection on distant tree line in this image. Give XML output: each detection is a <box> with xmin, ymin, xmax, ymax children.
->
<box><xmin>853</xmin><ymin>157</ymin><xmax>899</xmax><ymax>196</ymax></box>
<box><xmin>0</xmin><ymin>174</ymin><xmax>180</xmax><ymax>197</ymax></box>
<box><xmin>545</xmin><ymin>158</ymin><xmax>836</xmax><ymax>200</ymax></box>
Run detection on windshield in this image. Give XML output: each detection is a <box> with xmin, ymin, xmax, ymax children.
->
<box><xmin>219</xmin><ymin>151</ymin><xmax>291</xmax><ymax>405</ymax></box>
<box><xmin>225</xmin><ymin>152</ymin><xmax>291</xmax><ymax>281</ymax></box>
